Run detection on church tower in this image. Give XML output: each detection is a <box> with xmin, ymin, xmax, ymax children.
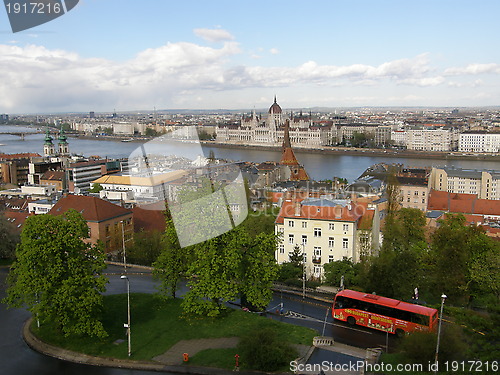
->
<box><xmin>43</xmin><ymin>127</ymin><xmax>55</xmax><ymax>157</ymax></box>
<box><xmin>280</xmin><ymin>119</ymin><xmax>309</xmax><ymax>181</ymax></box>
<box><xmin>58</xmin><ymin>127</ymin><xmax>70</xmax><ymax>156</ymax></box>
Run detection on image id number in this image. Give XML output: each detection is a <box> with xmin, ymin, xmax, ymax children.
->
<box><xmin>5</xmin><ymin>2</ymin><xmax>62</xmax><ymax>14</ymax></box>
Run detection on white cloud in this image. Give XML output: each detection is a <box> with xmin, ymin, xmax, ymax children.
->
<box><xmin>269</xmin><ymin>48</ymin><xmax>279</xmax><ymax>55</ymax></box>
<box><xmin>444</xmin><ymin>63</ymin><xmax>500</xmax><ymax>76</ymax></box>
<box><xmin>193</xmin><ymin>28</ymin><xmax>235</xmax><ymax>43</ymax></box>
<box><xmin>4</xmin><ymin>40</ymin><xmax>499</xmax><ymax>112</ymax></box>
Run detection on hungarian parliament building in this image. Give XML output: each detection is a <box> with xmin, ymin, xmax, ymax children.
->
<box><xmin>216</xmin><ymin>97</ymin><xmax>334</xmax><ymax>147</ymax></box>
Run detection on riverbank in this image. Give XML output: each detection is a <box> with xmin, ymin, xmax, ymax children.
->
<box><xmin>200</xmin><ymin>141</ymin><xmax>500</xmax><ymax>161</ymax></box>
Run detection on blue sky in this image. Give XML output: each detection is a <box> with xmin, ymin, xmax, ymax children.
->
<box><xmin>1</xmin><ymin>0</ymin><xmax>500</xmax><ymax>113</ymax></box>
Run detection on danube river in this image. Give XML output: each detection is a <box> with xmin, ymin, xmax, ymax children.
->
<box><xmin>1</xmin><ymin>127</ymin><xmax>498</xmax><ymax>181</ymax></box>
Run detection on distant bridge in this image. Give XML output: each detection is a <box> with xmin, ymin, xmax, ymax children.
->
<box><xmin>0</xmin><ymin>130</ymin><xmax>43</xmax><ymax>140</ymax></box>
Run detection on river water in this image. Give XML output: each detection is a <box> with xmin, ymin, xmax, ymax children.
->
<box><xmin>0</xmin><ymin>127</ymin><xmax>498</xmax><ymax>182</ymax></box>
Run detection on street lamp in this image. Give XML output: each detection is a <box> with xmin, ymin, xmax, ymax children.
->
<box><xmin>121</xmin><ymin>275</ymin><xmax>131</xmax><ymax>357</ymax></box>
<box><xmin>434</xmin><ymin>293</ymin><xmax>447</xmax><ymax>374</ymax></box>
<box><xmin>301</xmin><ymin>243</ymin><xmax>306</xmax><ymax>299</ymax></box>
<box><xmin>121</xmin><ymin>220</ymin><xmax>127</xmax><ymax>273</ymax></box>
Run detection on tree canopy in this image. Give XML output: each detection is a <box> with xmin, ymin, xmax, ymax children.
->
<box><xmin>3</xmin><ymin>210</ymin><xmax>108</xmax><ymax>338</ymax></box>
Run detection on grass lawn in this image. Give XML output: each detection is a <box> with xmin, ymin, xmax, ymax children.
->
<box><xmin>33</xmin><ymin>293</ymin><xmax>316</xmax><ymax>366</ymax></box>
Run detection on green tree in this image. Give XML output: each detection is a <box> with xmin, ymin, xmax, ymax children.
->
<box><xmin>145</xmin><ymin>127</ymin><xmax>158</xmax><ymax>137</ymax></box>
<box><xmin>153</xmin><ymin>210</ymin><xmax>191</xmax><ymax>298</ymax></box>
<box><xmin>182</xmin><ymin>224</ymin><xmax>278</xmax><ymax>316</ymax></box>
<box><xmin>128</xmin><ymin>229</ymin><xmax>164</xmax><ymax>266</ymax></box>
<box><xmin>3</xmin><ymin>210</ymin><xmax>108</xmax><ymax>338</ymax></box>
<box><xmin>89</xmin><ymin>183</ymin><xmax>103</xmax><ymax>193</ymax></box>
<box><xmin>0</xmin><ymin>212</ymin><xmax>19</xmax><ymax>259</ymax></box>
<box><xmin>432</xmin><ymin>214</ymin><xmax>500</xmax><ymax>305</ymax></box>
<box><xmin>364</xmin><ymin>208</ymin><xmax>427</xmax><ymax>300</ymax></box>
<box><xmin>323</xmin><ymin>257</ymin><xmax>358</xmax><ymax>288</ymax></box>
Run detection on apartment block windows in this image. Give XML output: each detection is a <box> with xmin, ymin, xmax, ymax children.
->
<box><xmin>314</xmin><ymin>227</ymin><xmax>322</xmax><ymax>237</ymax></box>
<box><xmin>288</xmin><ymin>234</ymin><xmax>294</xmax><ymax>244</ymax></box>
<box><xmin>342</xmin><ymin>238</ymin><xmax>348</xmax><ymax>249</ymax></box>
<box><xmin>343</xmin><ymin>224</ymin><xmax>349</xmax><ymax>232</ymax></box>
<box><xmin>329</xmin><ymin>237</ymin><xmax>334</xmax><ymax>248</ymax></box>
<box><xmin>302</xmin><ymin>235</ymin><xmax>307</xmax><ymax>245</ymax></box>
<box><xmin>288</xmin><ymin>220</ymin><xmax>294</xmax><ymax>228</ymax></box>
<box><xmin>329</xmin><ymin>223</ymin><xmax>335</xmax><ymax>230</ymax></box>
<box><xmin>302</xmin><ymin>221</ymin><xmax>307</xmax><ymax>228</ymax></box>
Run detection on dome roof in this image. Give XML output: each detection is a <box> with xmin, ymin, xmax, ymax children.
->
<box><xmin>268</xmin><ymin>96</ymin><xmax>282</xmax><ymax>114</ymax></box>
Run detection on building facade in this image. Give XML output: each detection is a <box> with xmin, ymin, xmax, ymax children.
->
<box><xmin>459</xmin><ymin>133</ymin><xmax>500</xmax><ymax>153</ymax></box>
<box><xmin>428</xmin><ymin>166</ymin><xmax>500</xmax><ymax>200</ymax></box>
<box><xmin>275</xmin><ymin>197</ymin><xmax>376</xmax><ymax>279</ymax></box>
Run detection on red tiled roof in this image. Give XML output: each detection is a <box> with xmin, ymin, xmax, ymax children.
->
<box><xmin>4</xmin><ymin>210</ymin><xmax>31</xmax><ymax>233</ymax></box>
<box><xmin>0</xmin><ymin>153</ymin><xmax>40</xmax><ymax>160</ymax></box>
<box><xmin>132</xmin><ymin>205</ymin><xmax>166</xmax><ymax>232</ymax></box>
<box><xmin>276</xmin><ymin>199</ymin><xmax>365</xmax><ymax>224</ymax></box>
<box><xmin>428</xmin><ymin>189</ymin><xmax>500</xmax><ymax>216</ymax></box>
<box><xmin>49</xmin><ymin>195</ymin><xmax>131</xmax><ymax>222</ymax></box>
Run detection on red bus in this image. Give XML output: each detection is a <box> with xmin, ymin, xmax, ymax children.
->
<box><xmin>332</xmin><ymin>289</ymin><xmax>438</xmax><ymax>336</ymax></box>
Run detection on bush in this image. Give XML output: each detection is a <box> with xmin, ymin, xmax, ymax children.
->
<box><xmin>397</xmin><ymin>325</ymin><xmax>467</xmax><ymax>365</ymax></box>
<box><xmin>237</xmin><ymin>327</ymin><xmax>298</xmax><ymax>371</ymax></box>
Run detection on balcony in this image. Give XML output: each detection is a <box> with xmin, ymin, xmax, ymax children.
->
<box><xmin>312</xmin><ymin>257</ymin><xmax>321</xmax><ymax>264</ymax></box>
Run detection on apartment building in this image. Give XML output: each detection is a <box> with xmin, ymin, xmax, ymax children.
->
<box><xmin>428</xmin><ymin>166</ymin><xmax>500</xmax><ymax>200</ymax></box>
<box><xmin>49</xmin><ymin>195</ymin><xmax>133</xmax><ymax>253</ymax></box>
<box><xmin>405</xmin><ymin>127</ymin><xmax>458</xmax><ymax>152</ymax></box>
<box><xmin>459</xmin><ymin>132</ymin><xmax>500</xmax><ymax>153</ymax></box>
<box><xmin>275</xmin><ymin>197</ymin><xmax>378</xmax><ymax>280</ymax></box>
<box><xmin>398</xmin><ymin>176</ymin><xmax>429</xmax><ymax>211</ymax></box>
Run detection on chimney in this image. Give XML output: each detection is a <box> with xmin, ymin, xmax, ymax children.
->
<box><xmin>294</xmin><ymin>201</ymin><xmax>301</xmax><ymax>216</ymax></box>
<box><xmin>335</xmin><ymin>205</ymin><xmax>343</xmax><ymax>219</ymax></box>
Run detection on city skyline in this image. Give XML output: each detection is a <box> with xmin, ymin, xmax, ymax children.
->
<box><xmin>1</xmin><ymin>0</ymin><xmax>500</xmax><ymax>113</ymax></box>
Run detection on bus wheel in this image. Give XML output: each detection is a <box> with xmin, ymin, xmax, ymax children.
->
<box><xmin>396</xmin><ymin>329</ymin><xmax>405</xmax><ymax>338</ymax></box>
<box><xmin>347</xmin><ymin>316</ymin><xmax>356</xmax><ymax>325</ymax></box>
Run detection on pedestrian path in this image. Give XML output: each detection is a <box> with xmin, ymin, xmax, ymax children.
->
<box><xmin>153</xmin><ymin>337</ymin><xmax>240</xmax><ymax>365</ymax></box>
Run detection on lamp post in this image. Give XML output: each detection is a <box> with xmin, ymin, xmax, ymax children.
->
<box><xmin>121</xmin><ymin>220</ymin><xmax>127</xmax><ymax>273</ymax></box>
<box><xmin>302</xmin><ymin>243</ymin><xmax>306</xmax><ymax>299</ymax></box>
<box><xmin>434</xmin><ymin>293</ymin><xmax>447</xmax><ymax>374</ymax></box>
<box><xmin>121</xmin><ymin>275</ymin><xmax>131</xmax><ymax>357</ymax></box>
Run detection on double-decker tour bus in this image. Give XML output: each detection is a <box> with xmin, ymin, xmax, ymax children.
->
<box><xmin>332</xmin><ymin>289</ymin><xmax>438</xmax><ymax>336</ymax></box>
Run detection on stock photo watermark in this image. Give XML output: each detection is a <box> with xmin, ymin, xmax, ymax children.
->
<box><xmin>3</xmin><ymin>0</ymin><xmax>79</xmax><ymax>32</ymax></box>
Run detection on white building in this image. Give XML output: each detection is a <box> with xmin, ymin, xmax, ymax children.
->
<box><xmin>91</xmin><ymin>170</ymin><xmax>189</xmax><ymax>203</ymax></box>
<box><xmin>28</xmin><ymin>199</ymin><xmax>56</xmax><ymax>214</ymax></box>
<box><xmin>275</xmin><ymin>197</ymin><xmax>378</xmax><ymax>280</ymax></box>
<box><xmin>405</xmin><ymin>127</ymin><xmax>458</xmax><ymax>151</ymax></box>
<box><xmin>459</xmin><ymin>133</ymin><xmax>500</xmax><ymax>153</ymax></box>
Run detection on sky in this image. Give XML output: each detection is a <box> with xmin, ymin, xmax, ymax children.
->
<box><xmin>1</xmin><ymin>0</ymin><xmax>500</xmax><ymax>113</ymax></box>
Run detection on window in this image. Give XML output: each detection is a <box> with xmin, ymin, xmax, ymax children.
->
<box><xmin>279</xmin><ymin>244</ymin><xmax>284</xmax><ymax>254</ymax></box>
<box><xmin>422</xmin><ymin>191</ymin><xmax>426</xmax><ymax>196</ymax></box>
<box><xmin>288</xmin><ymin>220</ymin><xmax>294</xmax><ymax>228</ymax></box>
<box><xmin>329</xmin><ymin>223</ymin><xmax>335</xmax><ymax>230</ymax></box>
<box><xmin>414</xmin><ymin>191</ymin><xmax>419</xmax><ymax>196</ymax></box>
<box><xmin>288</xmin><ymin>234</ymin><xmax>294</xmax><ymax>244</ymax></box>
<box><xmin>329</xmin><ymin>237</ymin><xmax>335</xmax><ymax>248</ymax></box>
<box><xmin>302</xmin><ymin>235</ymin><xmax>307</xmax><ymax>245</ymax></box>
<box><xmin>302</xmin><ymin>221</ymin><xmax>307</xmax><ymax>228</ymax></box>
<box><xmin>343</xmin><ymin>238</ymin><xmax>348</xmax><ymax>249</ymax></box>
<box><xmin>343</xmin><ymin>224</ymin><xmax>349</xmax><ymax>231</ymax></box>
<box><xmin>314</xmin><ymin>227</ymin><xmax>322</xmax><ymax>237</ymax></box>
<box><xmin>314</xmin><ymin>247</ymin><xmax>322</xmax><ymax>256</ymax></box>
<box><xmin>313</xmin><ymin>265</ymin><xmax>322</xmax><ymax>275</ymax></box>
<box><xmin>328</xmin><ymin>255</ymin><xmax>334</xmax><ymax>262</ymax></box>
